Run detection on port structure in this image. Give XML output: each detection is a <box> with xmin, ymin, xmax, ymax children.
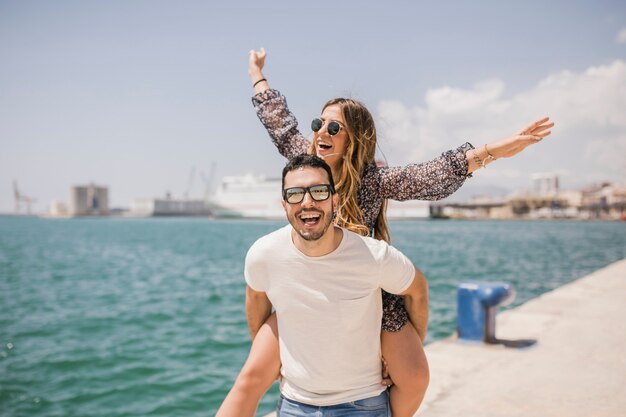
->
<box><xmin>13</xmin><ymin>180</ymin><xmax>37</xmax><ymax>214</ymax></box>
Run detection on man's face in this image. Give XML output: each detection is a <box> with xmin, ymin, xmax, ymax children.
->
<box><xmin>282</xmin><ymin>166</ymin><xmax>337</xmax><ymax>241</ymax></box>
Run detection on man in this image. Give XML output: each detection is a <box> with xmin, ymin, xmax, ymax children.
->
<box><xmin>243</xmin><ymin>154</ymin><xmax>428</xmax><ymax>416</ymax></box>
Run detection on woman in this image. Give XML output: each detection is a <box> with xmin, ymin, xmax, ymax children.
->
<box><xmin>216</xmin><ymin>48</ymin><xmax>553</xmax><ymax>417</ymax></box>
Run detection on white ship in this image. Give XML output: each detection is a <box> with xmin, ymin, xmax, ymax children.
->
<box><xmin>210</xmin><ymin>174</ymin><xmax>430</xmax><ymax>219</ymax></box>
<box><xmin>131</xmin><ymin>196</ymin><xmax>216</xmax><ymax>217</ymax></box>
<box><xmin>211</xmin><ymin>174</ymin><xmax>284</xmax><ymax>219</ymax></box>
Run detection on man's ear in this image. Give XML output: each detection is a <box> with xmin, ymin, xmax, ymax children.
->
<box><xmin>332</xmin><ymin>193</ymin><xmax>339</xmax><ymax>207</ymax></box>
<box><xmin>281</xmin><ymin>200</ymin><xmax>286</xmax><ymax>211</ymax></box>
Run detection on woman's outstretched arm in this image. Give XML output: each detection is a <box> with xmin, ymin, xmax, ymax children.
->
<box><xmin>375</xmin><ymin>118</ymin><xmax>555</xmax><ymax>202</ymax></box>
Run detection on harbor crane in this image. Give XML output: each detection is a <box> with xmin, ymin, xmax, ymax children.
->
<box><xmin>13</xmin><ymin>180</ymin><xmax>37</xmax><ymax>214</ymax></box>
<box><xmin>183</xmin><ymin>162</ymin><xmax>216</xmax><ymax>199</ymax></box>
<box><xmin>200</xmin><ymin>161</ymin><xmax>216</xmax><ymax>199</ymax></box>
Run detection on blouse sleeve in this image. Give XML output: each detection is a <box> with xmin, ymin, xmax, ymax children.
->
<box><xmin>376</xmin><ymin>142</ymin><xmax>475</xmax><ymax>201</ymax></box>
<box><xmin>252</xmin><ymin>89</ymin><xmax>310</xmax><ymax>159</ymax></box>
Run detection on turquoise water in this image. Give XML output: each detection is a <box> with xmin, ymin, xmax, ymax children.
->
<box><xmin>1</xmin><ymin>216</ymin><xmax>625</xmax><ymax>417</ymax></box>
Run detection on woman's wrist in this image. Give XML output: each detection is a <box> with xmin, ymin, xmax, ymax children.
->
<box><xmin>253</xmin><ymin>78</ymin><xmax>267</xmax><ymax>88</ymax></box>
<box><xmin>249</xmin><ymin>68</ymin><xmax>264</xmax><ymax>82</ymax></box>
<box><xmin>251</xmin><ymin>76</ymin><xmax>270</xmax><ymax>94</ymax></box>
<box><xmin>476</xmin><ymin>144</ymin><xmax>496</xmax><ymax>168</ymax></box>
<box><xmin>467</xmin><ymin>143</ymin><xmax>497</xmax><ymax>173</ymax></box>
<box><xmin>485</xmin><ymin>141</ymin><xmax>503</xmax><ymax>160</ymax></box>
<box><xmin>482</xmin><ymin>144</ymin><xmax>496</xmax><ymax>166</ymax></box>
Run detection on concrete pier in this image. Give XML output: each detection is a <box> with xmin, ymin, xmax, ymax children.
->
<box><xmin>262</xmin><ymin>259</ymin><xmax>626</xmax><ymax>417</ymax></box>
<box><xmin>416</xmin><ymin>258</ymin><xmax>626</xmax><ymax>417</ymax></box>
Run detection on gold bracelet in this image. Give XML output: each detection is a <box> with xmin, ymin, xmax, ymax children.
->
<box><xmin>481</xmin><ymin>144</ymin><xmax>495</xmax><ymax>168</ymax></box>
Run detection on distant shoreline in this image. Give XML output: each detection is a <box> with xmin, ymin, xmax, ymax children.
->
<box><xmin>1</xmin><ymin>213</ymin><xmax>624</xmax><ymax>222</ymax></box>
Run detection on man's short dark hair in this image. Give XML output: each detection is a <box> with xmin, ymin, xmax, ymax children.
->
<box><xmin>282</xmin><ymin>154</ymin><xmax>336</xmax><ymax>192</ymax></box>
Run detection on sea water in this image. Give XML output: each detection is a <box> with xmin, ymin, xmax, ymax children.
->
<box><xmin>1</xmin><ymin>216</ymin><xmax>625</xmax><ymax>416</ymax></box>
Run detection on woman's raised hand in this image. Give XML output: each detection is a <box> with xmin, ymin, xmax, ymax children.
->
<box><xmin>248</xmin><ymin>48</ymin><xmax>266</xmax><ymax>77</ymax></box>
<box><xmin>248</xmin><ymin>48</ymin><xmax>270</xmax><ymax>93</ymax></box>
<box><xmin>490</xmin><ymin>117</ymin><xmax>555</xmax><ymax>159</ymax></box>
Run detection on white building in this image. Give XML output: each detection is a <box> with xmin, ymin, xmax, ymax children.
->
<box><xmin>70</xmin><ymin>184</ymin><xmax>109</xmax><ymax>216</ymax></box>
<box><xmin>531</xmin><ymin>172</ymin><xmax>559</xmax><ymax>195</ymax></box>
<box><xmin>48</xmin><ymin>200</ymin><xmax>69</xmax><ymax>217</ymax></box>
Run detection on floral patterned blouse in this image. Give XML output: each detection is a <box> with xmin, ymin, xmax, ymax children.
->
<box><xmin>252</xmin><ymin>89</ymin><xmax>474</xmax><ymax>332</ymax></box>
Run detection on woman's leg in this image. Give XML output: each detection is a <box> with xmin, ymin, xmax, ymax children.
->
<box><xmin>381</xmin><ymin>323</ymin><xmax>430</xmax><ymax>417</ymax></box>
<box><xmin>216</xmin><ymin>313</ymin><xmax>280</xmax><ymax>417</ymax></box>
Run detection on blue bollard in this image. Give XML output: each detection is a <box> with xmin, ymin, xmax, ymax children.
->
<box><xmin>457</xmin><ymin>282</ymin><xmax>516</xmax><ymax>343</ymax></box>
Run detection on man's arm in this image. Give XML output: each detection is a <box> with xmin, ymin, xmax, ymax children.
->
<box><xmin>400</xmin><ymin>266</ymin><xmax>429</xmax><ymax>342</ymax></box>
<box><xmin>245</xmin><ymin>284</ymin><xmax>272</xmax><ymax>340</ymax></box>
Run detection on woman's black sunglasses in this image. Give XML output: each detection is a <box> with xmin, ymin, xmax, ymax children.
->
<box><xmin>311</xmin><ymin>118</ymin><xmax>343</xmax><ymax>136</ymax></box>
<box><xmin>283</xmin><ymin>184</ymin><xmax>334</xmax><ymax>204</ymax></box>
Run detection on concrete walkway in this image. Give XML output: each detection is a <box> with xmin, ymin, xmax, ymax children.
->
<box><xmin>262</xmin><ymin>259</ymin><xmax>626</xmax><ymax>417</ymax></box>
<box><xmin>416</xmin><ymin>258</ymin><xmax>626</xmax><ymax>417</ymax></box>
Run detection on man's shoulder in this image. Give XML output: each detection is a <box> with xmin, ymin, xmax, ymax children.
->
<box><xmin>341</xmin><ymin>228</ymin><xmax>391</xmax><ymax>258</ymax></box>
<box><xmin>249</xmin><ymin>224</ymin><xmax>291</xmax><ymax>255</ymax></box>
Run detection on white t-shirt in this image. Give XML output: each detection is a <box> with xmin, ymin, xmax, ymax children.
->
<box><xmin>245</xmin><ymin>225</ymin><xmax>415</xmax><ymax>406</ymax></box>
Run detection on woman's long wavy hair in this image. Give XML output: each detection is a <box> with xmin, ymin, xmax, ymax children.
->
<box><xmin>308</xmin><ymin>98</ymin><xmax>391</xmax><ymax>243</ymax></box>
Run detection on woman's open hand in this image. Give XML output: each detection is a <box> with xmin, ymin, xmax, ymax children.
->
<box><xmin>490</xmin><ymin>117</ymin><xmax>555</xmax><ymax>159</ymax></box>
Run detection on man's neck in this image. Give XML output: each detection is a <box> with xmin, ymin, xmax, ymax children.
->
<box><xmin>292</xmin><ymin>226</ymin><xmax>343</xmax><ymax>257</ymax></box>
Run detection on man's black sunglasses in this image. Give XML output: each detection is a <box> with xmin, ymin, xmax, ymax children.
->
<box><xmin>283</xmin><ymin>184</ymin><xmax>334</xmax><ymax>204</ymax></box>
<box><xmin>311</xmin><ymin>118</ymin><xmax>343</xmax><ymax>136</ymax></box>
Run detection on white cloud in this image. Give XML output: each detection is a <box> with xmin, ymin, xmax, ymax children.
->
<box><xmin>376</xmin><ymin>60</ymin><xmax>626</xmax><ymax>189</ymax></box>
<box><xmin>616</xmin><ymin>28</ymin><xmax>626</xmax><ymax>44</ymax></box>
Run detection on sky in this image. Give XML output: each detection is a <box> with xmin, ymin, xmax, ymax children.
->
<box><xmin>1</xmin><ymin>0</ymin><xmax>625</xmax><ymax>213</ymax></box>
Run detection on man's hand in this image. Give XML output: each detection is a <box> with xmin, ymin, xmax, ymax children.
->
<box><xmin>245</xmin><ymin>285</ymin><xmax>272</xmax><ymax>340</ymax></box>
<box><xmin>381</xmin><ymin>356</ymin><xmax>394</xmax><ymax>387</ymax></box>
<box><xmin>400</xmin><ymin>267</ymin><xmax>429</xmax><ymax>342</ymax></box>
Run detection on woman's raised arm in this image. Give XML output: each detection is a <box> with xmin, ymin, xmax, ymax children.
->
<box><xmin>248</xmin><ymin>48</ymin><xmax>270</xmax><ymax>94</ymax></box>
